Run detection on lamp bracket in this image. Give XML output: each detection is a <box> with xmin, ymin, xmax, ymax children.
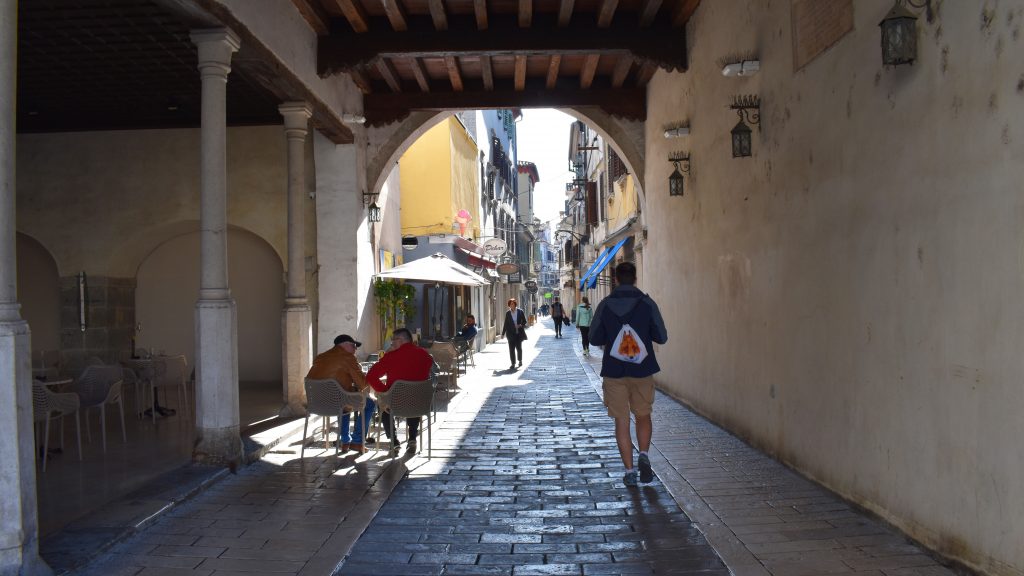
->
<box><xmin>668</xmin><ymin>152</ymin><xmax>691</xmax><ymax>174</ymax></box>
<box><xmin>903</xmin><ymin>0</ymin><xmax>933</xmax><ymax>21</ymax></box>
<box><xmin>730</xmin><ymin>94</ymin><xmax>761</xmax><ymax>128</ymax></box>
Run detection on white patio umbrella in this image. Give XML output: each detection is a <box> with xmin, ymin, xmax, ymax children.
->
<box><xmin>375</xmin><ymin>252</ymin><xmax>488</xmax><ymax>286</ymax></box>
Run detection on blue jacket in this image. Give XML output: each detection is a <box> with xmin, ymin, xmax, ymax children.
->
<box><xmin>589</xmin><ymin>285</ymin><xmax>668</xmax><ymax>378</ymax></box>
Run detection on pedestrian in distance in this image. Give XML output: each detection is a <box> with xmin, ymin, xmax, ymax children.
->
<box><xmin>500</xmin><ymin>298</ymin><xmax>528</xmax><ymax>370</ymax></box>
<box><xmin>551</xmin><ymin>297</ymin><xmax>566</xmax><ymax>338</ymax></box>
<box><xmin>576</xmin><ymin>296</ymin><xmax>594</xmax><ymax>357</ymax></box>
<box><xmin>588</xmin><ymin>262</ymin><xmax>668</xmax><ymax>487</ymax></box>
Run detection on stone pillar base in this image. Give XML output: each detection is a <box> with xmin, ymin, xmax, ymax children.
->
<box><xmin>192</xmin><ymin>425</ymin><xmax>243</xmax><ymax>467</ymax></box>
<box><xmin>194</xmin><ymin>299</ymin><xmax>241</xmax><ymax>467</ymax></box>
<box><xmin>0</xmin><ymin>318</ymin><xmax>53</xmax><ymax>575</ymax></box>
<box><xmin>280</xmin><ymin>305</ymin><xmax>311</xmax><ymax>417</ymax></box>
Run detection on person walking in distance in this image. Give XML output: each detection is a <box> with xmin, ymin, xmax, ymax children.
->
<box><xmin>575</xmin><ymin>296</ymin><xmax>594</xmax><ymax>357</ymax></box>
<box><xmin>550</xmin><ymin>297</ymin><xmax>565</xmax><ymax>338</ymax></box>
<box><xmin>588</xmin><ymin>262</ymin><xmax>668</xmax><ymax>487</ymax></box>
<box><xmin>500</xmin><ymin>298</ymin><xmax>528</xmax><ymax>370</ymax></box>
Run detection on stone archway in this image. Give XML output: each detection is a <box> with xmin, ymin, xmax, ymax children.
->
<box><xmin>364</xmin><ymin>108</ymin><xmax>647</xmax><ymax>215</ymax></box>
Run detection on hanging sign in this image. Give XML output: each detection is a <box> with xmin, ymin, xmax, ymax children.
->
<box><xmin>525</xmin><ymin>280</ymin><xmax>539</xmax><ymax>294</ymax></box>
<box><xmin>496</xmin><ymin>262</ymin><xmax>519</xmax><ymax>275</ymax></box>
<box><xmin>482</xmin><ymin>238</ymin><xmax>508</xmax><ymax>258</ymax></box>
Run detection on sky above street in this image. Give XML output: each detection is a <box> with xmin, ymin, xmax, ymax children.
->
<box><xmin>516</xmin><ymin>109</ymin><xmax>576</xmax><ymax>230</ymax></box>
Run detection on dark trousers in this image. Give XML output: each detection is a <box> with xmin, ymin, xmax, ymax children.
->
<box><xmin>508</xmin><ymin>338</ymin><xmax>523</xmax><ymax>365</ymax></box>
<box><xmin>579</xmin><ymin>326</ymin><xmax>590</xmax><ymax>350</ymax></box>
<box><xmin>553</xmin><ymin>316</ymin><xmax>563</xmax><ymax>337</ymax></box>
<box><xmin>382</xmin><ymin>413</ymin><xmax>421</xmax><ymax>442</ymax></box>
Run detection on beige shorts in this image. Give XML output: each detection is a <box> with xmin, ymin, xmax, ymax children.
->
<box><xmin>602</xmin><ymin>375</ymin><xmax>655</xmax><ymax>420</ymax></box>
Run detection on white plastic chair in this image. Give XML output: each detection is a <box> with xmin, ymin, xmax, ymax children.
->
<box><xmin>149</xmin><ymin>355</ymin><xmax>189</xmax><ymax>423</ymax></box>
<box><xmin>376</xmin><ymin>378</ymin><xmax>436</xmax><ymax>458</ymax></box>
<box><xmin>73</xmin><ymin>365</ymin><xmax>126</xmax><ymax>452</ymax></box>
<box><xmin>301</xmin><ymin>378</ymin><xmax>367</xmax><ymax>458</ymax></box>
<box><xmin>32</xmin><ymin>381</ymin><xmax>82</xmax><ymax>471</ymax></box>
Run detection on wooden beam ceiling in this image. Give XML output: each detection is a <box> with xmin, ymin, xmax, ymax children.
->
<box><xmin>474</xmin><ymin>0</ymin><xmax>488</xmax><ymax>29</ymax></box>
<box><xmin>381</xmin><ymin>0</ymin><xmax>408</xmax><ymax>31</ymax></box>
<box><xmin>428</xmin><ymin>0</ymin><xmax>449</xmax><ymax>30</ymax></box>
<box><xmin>318</xmin><ymin>19</ymin><xmax>687</xmax><ymax>75</ymax></box>
<box><xmin>333</xmin><ymin>0</ymin><xmax>369</xmax><ymax>32</ymax></box>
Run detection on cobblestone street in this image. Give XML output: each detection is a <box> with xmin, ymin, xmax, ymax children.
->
<box><xmin>75</xmin><ymin>319</ymin><xmax>958</xmax><ymax>576</ymax></box>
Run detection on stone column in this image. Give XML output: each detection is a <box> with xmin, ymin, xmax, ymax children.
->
<box><xmin>278</xmin><ymin>103</ymin><xmax>312</xmax><ymax>417</ymax></box>
<box><xmin>0</xmin><ymin>2</ymin><xmax>54</xmax><ymax>573</ymax></box>
<box><xmin>190</xmin><ymin>28</ymin><xmax>242</xmax><ymax>466</ymax></box>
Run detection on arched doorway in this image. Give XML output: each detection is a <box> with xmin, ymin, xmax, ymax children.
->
<box><xmin>16</xmin><ymin>232</ymin><xmax>61</xmax><ymax>354</ymax></box>
<box><xmin>135</xmin><ymin>226</ymin><xmax>284</xmax><ymax>425</ymax></box>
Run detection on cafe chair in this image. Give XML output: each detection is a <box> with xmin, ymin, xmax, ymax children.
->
<box><xmin>73</xmin><ymin>365</ymin><xmax>126</xmax><ymax>452</ymax></box>
<box><xmin>33</xmin><ymin>381</ymin><xmax>82</xmax><ymax>471</ymax></box>
<box><xmin>301</xmin><ymin>378</ymin><xmax>366</xmax><ymax>458</ymax></box>
<box><xmin>149</xmin><ymin>355</ymin><xmax>189</xmax><ymax>423</ymax></box>
<box><xmin>428</xmin><ymin>341</ymin><xmax>459</xmax><ymax>394</ymax></box>
<box><xmin>376</xmin><ymin>378</ymin><xmax>436</xmax><ymax>458</ymax></box>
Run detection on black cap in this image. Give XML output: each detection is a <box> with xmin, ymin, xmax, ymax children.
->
<box><xmin>334</xmin><ymin>334</ymin><xmax>362</xmax><ymax>347</ymax></box>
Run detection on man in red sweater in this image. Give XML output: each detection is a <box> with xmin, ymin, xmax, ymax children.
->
<box><xmin>366</xmin><ymin>327</ymin><xmax>434</xmax><ymax>454</ymax></box>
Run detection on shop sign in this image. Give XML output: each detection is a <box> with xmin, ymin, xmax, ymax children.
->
<box><xmin>525</xmin><ymin>280</ymin><xmax>538</xmax><ymax>294</ymax></box>
<box><xmin>496</xmin><ymin>262</ymin><xmax>519</xmax><ymax>275</ymax></box>
<box><xmin>482</xmin><ymin>238</ymin><xmax>508</xmax><ymax>258</ymax></box>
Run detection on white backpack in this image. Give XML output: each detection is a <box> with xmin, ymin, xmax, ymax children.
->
<box><xmin>609</xmin><ymin>322</ymin><xmax>648</xmax><ymax>364</ymax></box>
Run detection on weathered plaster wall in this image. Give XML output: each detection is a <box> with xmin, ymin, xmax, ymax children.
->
<box><xmin>643</xmin><ymin>1</ymin><xmax>1024</xmax><ymax>573</ymax></box>
<box><xmin>16</xmin><ymin>126</ymin><xmax>290</xmax><ymax>276</ymax></box>
<box><xmin>312</xmin><ymin>134</ymin><xmax>376</xmax><ymax>355</ymax></box>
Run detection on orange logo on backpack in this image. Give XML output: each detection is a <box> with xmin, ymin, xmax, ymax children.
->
<box><xmin>618</xmin><ymin>329</ymin><xmax>642</xmax><ymax>359</ymax></box>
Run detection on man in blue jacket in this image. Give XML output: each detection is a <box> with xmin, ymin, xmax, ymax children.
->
<box><xmin>589</xmin><ymin>261</ymin><xmax>668</xmax><ymax>487</ymax></box>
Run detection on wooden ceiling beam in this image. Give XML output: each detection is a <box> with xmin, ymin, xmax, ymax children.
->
<box><xmin>409</xmin><ymin>57</ymin><xmax>430</xmax><ymax>91</ymax></box>
<box><xmin>444</xmin><ymin>55</ymin><xmax>463</xmax><ymax>91</ymax></box>
<box><xmin>546</xmin><ymin>54</ymin><xmax>561</xmax><ymax>89</ymax></box>
<box><xmin>557</xmin><ymin>0</ymin><xmax>575</xmax><ymax>26</ymax></box>
<box><xmin>580</xmin><ymin>54</ymin><xmax>599</xmax><ymax>89</ymax></box>
<box><xmin>635</xmin><ymin>61</ymin><xmax>656</xmax><ymax>86</ymax></box>
<box><xmin>331</xmin><ymin>0</ymin><xmax>369</xmax><ymax>33</ymax></box>
<box><xmin>318</xmin><ymin>20</ymin><xmax>687</xmax><ymax>74</ymax></box>
<box><xmin>428</xmin><ymin>0</ymin><xmax>449</xmax><ymax>31</ymax></box>
<box><xmin>638</xmin><ymin>0</ymin><xmax>662</xmax><ymax>27</ymax></box>
<box><xmin>376</xmin><ymin>57</ymin><xmax>402</xmax><ymax>92</ymax></box>
<box><xmin>349</xmin><ymin>67</ymin><xmax>373</xmax><ymax>93</ymax></box>
<box><xmin>514</xmin><ymin>55</ymin><xmax>527</xmax><ymax>90</ymax></box>
<box><xmin>610</xmin><ymin>55</ymin><xmax>632</xmax><ymax>87</ymax></box>
<box><xmin>672</xmin><ymin>0</ymin><xmax>701</xmax><ymax>28</ymax></box>
<box><xmin>596</xmin><ymin>0</ymin><xmax>618</xmax><ymax>27</ymax></box>
<box><xmin>364</xmin><ymin>85</ymin><xmax>646</xmax><ymax>125</ymax></box>
<box><xmin>481</xmin><ymin>55</ymin><xmax>494</xmax><ymax>90</ymax></box>
<box><xmin>290</xmin><ymin>0</ymin><xmax>329</xmax><ymax>35</ymax></box>
<box><xmin>380</xmin><ymin>0</ymin><xmax>409</xmax><ymax>31</ymax></box>
<box><xmin>519</xmin><ymin>0</ymin><xmax>532</xmax><ymax>27</ymax></box>
<box><xmin>474</xmin><ymin>0</ymin><xmax>488</xmax><ymax>29</ymax></box>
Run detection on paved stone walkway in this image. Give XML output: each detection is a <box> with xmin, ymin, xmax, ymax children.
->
<box><xmin>74</xmin><ymin>318</ymin><xmax>961</xmax><ymax>576</ymax></box>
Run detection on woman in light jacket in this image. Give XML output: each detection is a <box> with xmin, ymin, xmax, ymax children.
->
<box><xmin>576</xmin><ymin>297</ymin><xmax>594</xmax><ymax>357</ymax></box>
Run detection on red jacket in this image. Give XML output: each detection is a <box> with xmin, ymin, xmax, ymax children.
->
<box><xmin>366</xmin><ymin>342</ymin><xmax>434</xmax><ymax>392</ymax></box>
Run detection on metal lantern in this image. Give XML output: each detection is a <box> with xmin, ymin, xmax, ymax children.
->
<box><xmin>669</xmin><ymin>164</ymin><xmax>685</xmax><ymax>197</ymax></box>
<box><xmin>880</xmin><ymin>0</ymin><xmax>918</xmax><ymax>66</ymax></box>
<box><xmin>731</xmin><ymin>119</ymin><xmax>752</xmax><ymax>158</ymax></box>
<box><xmin>368</xmin><ymin>201</ymin><xmax>382</xmax><ymax>223</ymax></box>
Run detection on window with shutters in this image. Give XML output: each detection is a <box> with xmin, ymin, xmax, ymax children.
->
<box><xmin>586</xmin><ymin>182</ymin><xmax>598</xmax><ymax>226</ymax></box>
<box><xmin>608</xmin><ymin>147</ymin><xmax>628</xmax><ymax>183</ymax></box>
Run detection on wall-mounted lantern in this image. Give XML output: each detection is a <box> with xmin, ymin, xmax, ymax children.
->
<box><xmin>729</xmin><ymin>95</ymin><xmax>761</xmax><ymax>158</ymax></box>
<box><xmin>668</xmin><ymin>153</ymin><xmax>690</xmax><ymax>197</ymax></box>
<box><xmin>879</xmin><ymin>0</ymin><xmax>931</xmax><ymax>66</ymax></box>
<box><xmin>362</xmin><ymin>190</ymin><xmax>381</xmax><ymax>223</ymax></box>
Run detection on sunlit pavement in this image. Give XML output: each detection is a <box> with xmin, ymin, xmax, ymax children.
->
<box><xmin>74</xmin><ymin>319</ymin><xmax>958</xmax><ymax>576</ymax></box>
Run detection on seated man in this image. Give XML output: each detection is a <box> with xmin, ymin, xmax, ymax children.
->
<box><xmin>306</xmin><ymin>334</ymin><xmax>375</xmax><ymax>454</ymax></box>
<box><xmin>455</xmin><ymin>314</ymin><xmax>478</xmax><ymax>341</ymax></box>
<box><xmin>366</xmin><ymin>327</ymin><xmax>434</xmax><ymax>454</ymax></box>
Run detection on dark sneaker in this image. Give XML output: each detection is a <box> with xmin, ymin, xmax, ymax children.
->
<box><xmin>623</xmin><ymin>471</ymin><xmax>639</xmax><ymax>487</ymax></box>
<box><xmin>510</xmin><ymin>364</ymin><xmax>516</xmax><ymax>370</ymax></box>
<box><xmin>638</xmin><ymin>454</ymin><xmax>655</xmax><ymax>483</ymax></box>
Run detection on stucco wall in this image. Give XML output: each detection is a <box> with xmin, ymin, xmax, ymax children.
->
<box><xmin>643</xmin><ymin>1</ymin><xmax>1024</xmax><ymax>573</ymax></box>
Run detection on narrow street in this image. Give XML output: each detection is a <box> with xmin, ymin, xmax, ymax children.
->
<box><xmin>77</xmin><ymin>319</ymin><xmax>956</xmax><ymax>576</ymax></box>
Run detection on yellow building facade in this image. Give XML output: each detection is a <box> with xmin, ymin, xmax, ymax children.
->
<box><xmin>399</xmin><ymin>117</ymin><xmax>481</xmax><ymax>238</ymax></box>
